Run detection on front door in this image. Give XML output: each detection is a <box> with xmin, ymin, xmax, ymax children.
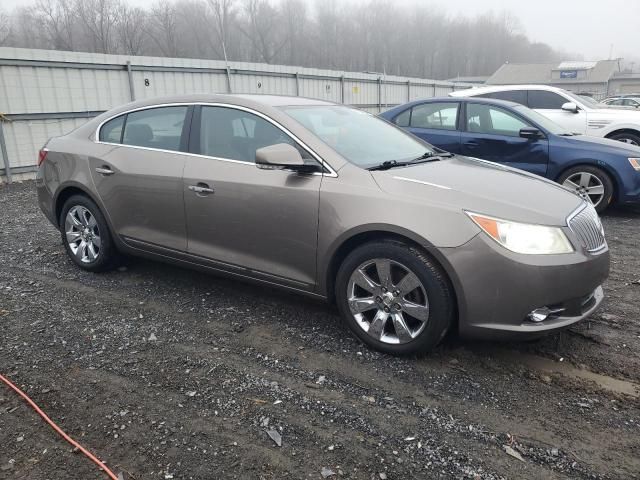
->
<box><xmin>461</xmin><ymin>102</ymin><xmax>549</xmax><ymax>177</ymax></box>
<box><xmin>183</xmin><ymin>105</ymin><xmax>322</xmax><ymax>289</ymax></box>
<box><xmin>91</xmin><ymin>105</ymin><xmax>191</xmax><ymax>251</ymax></box>
<box><xmin>527</xmin><ymin>90</ymin><xmax>587</xmax><ymax>134</ymax></box>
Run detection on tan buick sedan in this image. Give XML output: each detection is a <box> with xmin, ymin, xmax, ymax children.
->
<box><xmin>36</xmin><ymin>94</ymin><xmax>609</xmax><ymax>355</ymax></box>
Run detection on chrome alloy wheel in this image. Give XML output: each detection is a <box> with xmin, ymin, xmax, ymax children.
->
<box><xmin>347</xmin><ymin>258</ymin><xmax>429</xmax><ymax>345</ymax></box>
<box><xmin>562</xmin><ymin>172</ymin><xmax>605</xmax><ymax>208</ymax></box>
<box><xmin>619</xmin><ymin>137</ymin><xmax>639</xmax><ymax>146</ymax></box>
<box><xmin>65</xmin><ymin>206</ymin><xmax>101</xmax><ymax>263</ymax></box>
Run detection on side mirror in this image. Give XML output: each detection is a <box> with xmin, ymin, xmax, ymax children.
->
<box><xmin>256</xmin><ymin>143</ymin><xmax>305</xmax><ymax>170</ymax></box>
<box><xmin>561</xmin><ymin>102</ymin><xmax>579</xmax><ymax>113</ymax></box>
<box><xmin>519</xmin><ymin>127</ymin><xmax>543</xmax><ymax>139</ymax></box>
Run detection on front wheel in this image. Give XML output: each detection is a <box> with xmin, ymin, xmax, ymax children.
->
<box><xmin>335</xmin><ymin>240</ymin><xmax>454</xmax><ymax>356</ymax></box>
<box><xmin>558</xmin><ymin>166</ymin><xmax>614</xmax><ymax>213</ymax></box>
<box><xmin>607</xmin><ymin>132</ymin><xmax>640</xmax><ymax>146</ymax></box>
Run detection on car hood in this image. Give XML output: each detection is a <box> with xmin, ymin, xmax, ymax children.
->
<box><xmin>371</xmin><ymin>156</ymin><xmax>583</xmax><ymax>226</ymax></box>
<box><xmin>557</xmin><ymin>133</ymin><xmax>640</xmax><ymax>155</ymax></box>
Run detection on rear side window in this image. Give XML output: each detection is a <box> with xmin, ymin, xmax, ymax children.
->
<box><xmin>477</xmin><ymin>90</ymin><xmax>527</xmax><ymax>105</ymax></box>
<box><xmin>527</xmin><ymin>91</ymin><xmax>567</xmax><ymax>109</ymax></box>
<box><xmin>410</xmin><ymin>103</ymin><xmax>458</xmax><ymax>130</ymax></box>
<box><xmin>122</xmin><ymin>106</ymin><xmax>188</xmax><ymax>151</ymax></box>
<box><xmin>99</xmin><ymin>115</ymin><xmax>125</xmax><ymax>143</ymax></box>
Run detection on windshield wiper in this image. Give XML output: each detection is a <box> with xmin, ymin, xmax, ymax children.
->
<box><xmin>368</xmin><ymin>151</ymin><xmax>453</xmax><ymax>171</ymax></box>
<box><xmin>368</xmin><ymin>160</ymin><xmax>403</xmax><ymax>171</ymax></box>
<box><xmin>410</xmin><ymin>151</ymin><xmax>454</xmax><ymax>162</ymax></box>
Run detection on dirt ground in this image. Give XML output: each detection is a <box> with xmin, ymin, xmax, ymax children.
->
<box><xmin>0</xmin><ymin>180</ymin><xmax>639</xmax><ymax>480</ymax></box>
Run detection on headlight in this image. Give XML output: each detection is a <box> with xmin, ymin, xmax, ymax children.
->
<box><xmin>629</xmin><ymin>158</ymin><xmax>640</xmax><ymax>171</ymax></box>
<box><xmin>467</xmin><ymin>212</ymin><xmax>574</xmax><ymax>255</ymax></box>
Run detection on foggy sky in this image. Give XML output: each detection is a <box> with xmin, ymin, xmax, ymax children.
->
<box><xmin>3</xmin><ymin>0</ymin><xmax>638</xmax><ymax>62</ymax></box>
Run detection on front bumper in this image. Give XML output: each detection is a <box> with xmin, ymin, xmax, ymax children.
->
<box><xmin>439</xmin><ymin>233</ymin><xmax>609</xmax><ymax>339</ymax></box>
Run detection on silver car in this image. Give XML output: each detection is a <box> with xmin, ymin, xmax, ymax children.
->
<box><xmin>36</xmin><ymin>94</ymin><xmax>609</xmax><ymax>355</ymax></box>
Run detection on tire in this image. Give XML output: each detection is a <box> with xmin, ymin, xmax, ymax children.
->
<box><xmin>607</xmin><ymin>132</ymin><xmax>640</xmax><ymax>146</ymax></box>
<box><xmin>59</xmin><ymin>194</ymin><xmax>119</xmax><ymax>272</ymax></box>
<box><xmin>335</xmin><ymin>240</ymin><xmax>454</xmax><ymax>356</ymax></box>
<box><xmin>558</xmin><ymin>165</ymin><xmax>614</xmax><ymax>213</ymax></box>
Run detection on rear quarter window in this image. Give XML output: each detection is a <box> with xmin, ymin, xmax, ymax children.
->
<box><xmin>99</xmin><ymin>115</ymin><xmax>125</xmax><ymax>143</ymax></box>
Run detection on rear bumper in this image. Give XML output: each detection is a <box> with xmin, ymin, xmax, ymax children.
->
<box><xmin>439</xmin><ymin>234</ymin><xmax>609</xmax><ymax>339</ymax></box>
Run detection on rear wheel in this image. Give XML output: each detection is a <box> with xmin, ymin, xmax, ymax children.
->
<box><xmin>558</xmin><ymin>165</ymin><xmax>614</xmax><ymax>213</ymax></box>
<box><xmin>335</xmin><ymin>240</ymin><xmax>454</xmax><ymax>355</ymax></box>
<box><xmin>607</xmin><ymin>132</ymin><xmax>640</xmax><ymax>146</ymax></box>
<box><xmin>59</xmin><ymin>195</ymin><xmax>119</xmax><ymax>272</ymax></box>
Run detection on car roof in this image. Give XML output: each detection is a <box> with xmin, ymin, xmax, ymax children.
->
<box><xmin>450</xmin><ymin>84</ymin><xmax>567</xmax><ymax>97</ymax></box>
<box><xmin>381</xmin><ymin>96</ymin><xmax>521</xmax><ymax>116</ymax></box>
<box><xmin>104</xmin><ymin>93</ymin><xmax>337</xmax><ymax>113</ymax></box>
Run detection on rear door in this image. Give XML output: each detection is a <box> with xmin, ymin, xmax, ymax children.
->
<box><xmin>461</xmin><ymin>102</ymin><xmax>549</xmax><ymax>176</ymax></box>
<box><xmin>401</xmin><ymin>102</ymin><xmax>462</xmax><ymax>153</ymax></box>
<box><xmin>182</xmin><ymin>105</ymin><xmax>323</xmax><ymax>289</ymax></box>
<box><xmin>91</xmin><ymin>105</ymin><xmax>191</xmax><ymax>251</ymax></box>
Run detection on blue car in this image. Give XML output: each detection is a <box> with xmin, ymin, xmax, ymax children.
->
<box><xmin>380</xmin><ymin>97</ymin><xmax>640</xmax><ymax>212</ymax></box>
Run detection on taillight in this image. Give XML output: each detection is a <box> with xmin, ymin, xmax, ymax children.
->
<box><xmin>37</xmin><ymin>148</ymin><xmax>48</xmax><ymax>166</ymax></box>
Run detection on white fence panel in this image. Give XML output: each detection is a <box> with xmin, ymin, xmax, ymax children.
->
<box><xmin>0</xmin><ymin>47</ymin><xmax>471</xmax><ymax>181</ymax></box>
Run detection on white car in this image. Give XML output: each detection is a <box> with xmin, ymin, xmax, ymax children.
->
<box><xmin>450</xmin><ymin>85</ymin><xmax>640</xmax><ymax>145</ymax></box>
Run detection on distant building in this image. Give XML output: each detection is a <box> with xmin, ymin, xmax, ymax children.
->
<box><xmin>485</xmin><ymin>60</ymin><xmax>640</xmax><ymax>99</ymax></box>
<box><xmin>446</xmin><ymin>76</ymin><xmax>489</xmax><ymax>85</ymax></box>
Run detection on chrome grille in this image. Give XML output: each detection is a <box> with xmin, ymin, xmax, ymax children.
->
<box><xmin>567</xmin><ymin>203</ymin><xmax>606</xmax><ymax>253</ymax></box>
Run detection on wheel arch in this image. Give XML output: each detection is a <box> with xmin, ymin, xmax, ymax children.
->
<box><xmin>54</xmin><ymin>182</ymin><xmax>108</xmax><ymax>228</ymax></box>
<box><xmin>604</xmin><ymin>128</ymin><xmax>640</xmax><ymax>141</ymax></box>
<box><xmin>323</xmin><ymin>227</ymin><xmax>462</xmax><ymax>330</ymax></box>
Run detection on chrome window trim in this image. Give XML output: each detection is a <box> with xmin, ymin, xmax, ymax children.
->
<box><xmin>93</xmin><ymin>102</ymin><xmax>338</xmax><ymax>177</ymax></box>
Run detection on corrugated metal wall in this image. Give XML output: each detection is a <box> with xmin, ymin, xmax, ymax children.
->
<box><xmin>0</xmin><ymin>47</ymin><xmax>471</xmax><ymax>181</ymax></box>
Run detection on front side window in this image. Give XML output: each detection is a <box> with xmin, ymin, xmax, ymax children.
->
<box><xmin>466</xmin><ymin>103</ymin><xmax>531</xmax><ymax>137</ymax></box>
<box><xmin>122</xmin><ymin>106</ymin><xmax>188</xmax><ymax>151</ymax></box>
<box><xmin>527</xmin><ymin>90</ymin><xmax>567</xmax><ymax>110</ymax></box>
<box><xmin>410</xmin><ymin>103</ymin><xmax>458</xmax><ymax>130</ymax></box>
<box><xmin>198</xmin><ymin>106</ymin><xmax>312</xmax><ymax>163</ymax></box>
<box><xmin>99</xmin><ymin>115</ymin><xmax>125</xmax><ymax>143</ymax></box>
<box><xmin>281</xmin><ymin>105</ymin><xmax>432</xmax><ymax>168</ymax></box>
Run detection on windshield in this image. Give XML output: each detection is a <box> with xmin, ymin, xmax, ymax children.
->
<box><xmin>578</xmin><ymin>95</ymin><xmax>598</xmax><ymax>105</ymax></box>
<box><xmin>513</xmin><ymin>105</ymin><xmax>574</xmax><ymax>135</ymax></box>
<box><xmin>280</xmin><ymin>105</ymin><xmax>433</xmax><ymax>168</ymax></box>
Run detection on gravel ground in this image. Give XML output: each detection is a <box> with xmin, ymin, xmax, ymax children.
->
<box><xmin>0</xmin><ymin>180</ymin><xmax>639</xmax><ymax>480</ymax></box>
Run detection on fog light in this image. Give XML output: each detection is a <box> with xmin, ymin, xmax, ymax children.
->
<box><xmin>527</xmin><ymin>306</ymin><xmax>566</xmax><ymax>322</ymax></box>
<box><xmin>528</xmin><ymin>308</ymin><xmax>552</xmax><ymax>322</ymax></box>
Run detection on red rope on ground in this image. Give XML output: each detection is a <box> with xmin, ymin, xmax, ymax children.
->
<box><xmin>0</xmin><ymin>373</ymin><xmax>120</xmax><ymax>480</ymax></box>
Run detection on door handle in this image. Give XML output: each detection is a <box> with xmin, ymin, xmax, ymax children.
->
<box><xmin>95</xmin><ymin>166</ymin><xmax>115</xmax><ymax>175</ymax></box>
<box><xmin>188</xmin><ymin>184</ymin><xmax>214</xmax><ymax>195</ymax></box>
<box><xmin>464</xmin><ymin>141</ymin><xmax>479</xmax><ymax>148</ymax></box>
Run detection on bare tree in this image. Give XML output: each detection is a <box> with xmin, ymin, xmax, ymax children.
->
<box><xmin>239</xmin><ymin>0</ymin><xmax>287</xmax><ymax>64</ymax></box>
<box><xmin>1</xmin><ymin>0</ymin><xmax>569</xmax><ymax>80</ymax></box>
<box><xmin>115</xmin><ymin>3</ymin><xmax>147</xmax><ymax>55</ymax></box>
<box><xmin>75</xmin><ymin>0</ymin><xmax>120</xmax><ymax>53</ymax></box>
<box><xmin>35</xmin><ymin>0</ymin><xmax>77</xmax><ymax>50</ymax></box>
<box><xmin>0</xmin><ymin>8</ymin><xmax>11</xmax><ymax>46</ymax></box>
<box><xmin>206</xmin><ymin>0</ymin><xmax>236</xmax><ymax>60</ymax></box>
<box><xmin>146</xmin><ymin>0</ymin><xmax>180</xmax><ymax>57</ymax></box>
<box><xmin>280</xmin><ymin>0</ymin><xmax>306</xmax><ymax>66</ymax></box>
